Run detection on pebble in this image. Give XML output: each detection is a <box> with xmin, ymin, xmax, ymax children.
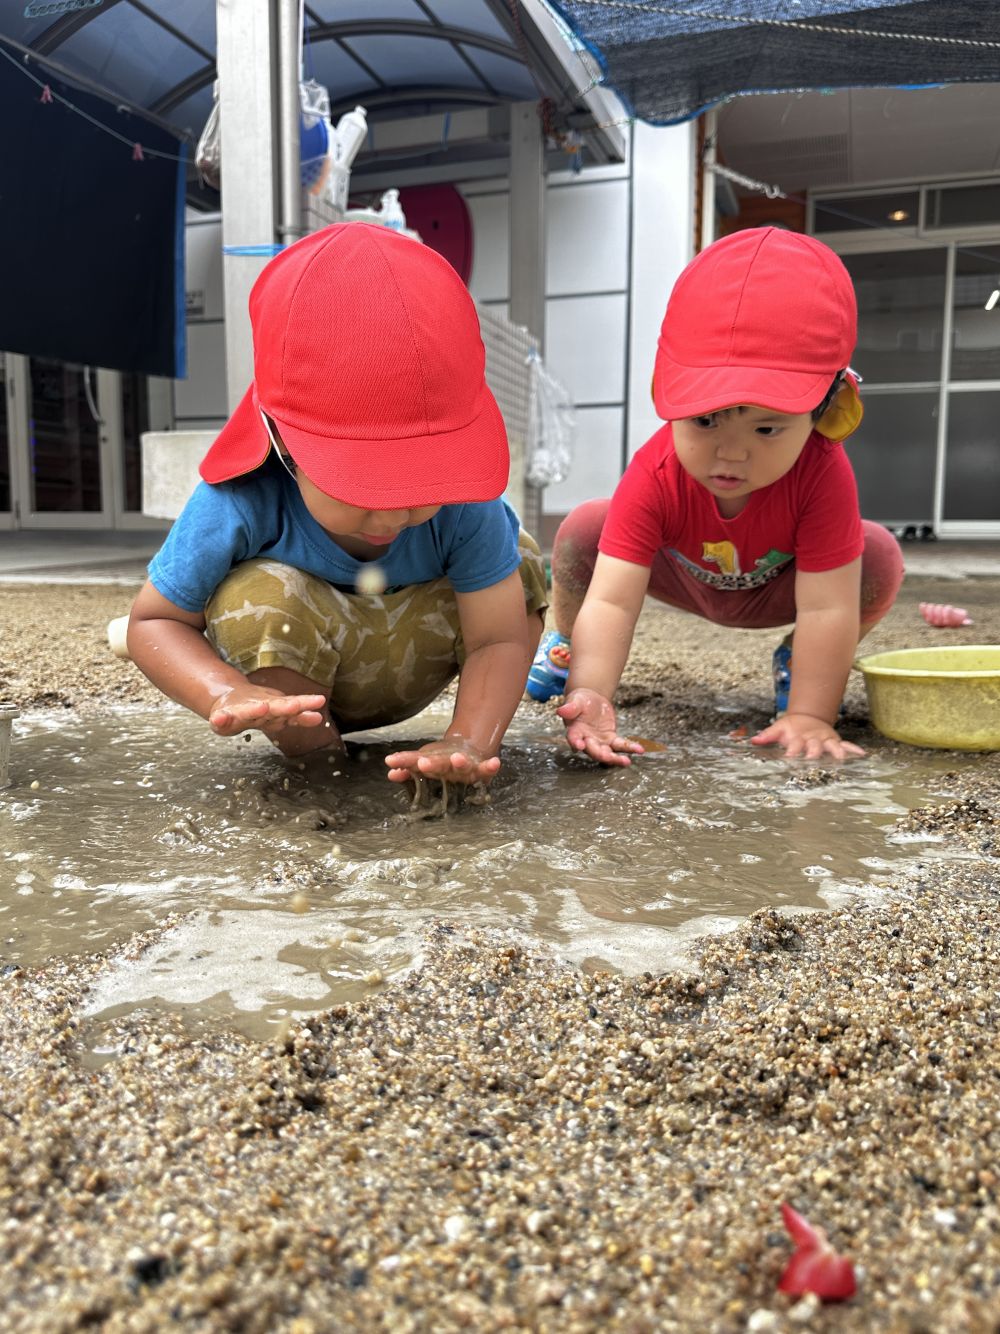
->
<box><xmin>788</xmin><ymin>1293</ymin><xmax>822</xmax><ymax>1322</ymax></box>
<box><xmin>747</xmin><ymin>1312</ymin><xmax>780</xmax><ymax>1333</ymax></box>
<box><xmin>443</xmin><ymin>1213</ymin><xmax>470</xmax><ymax>1243</ymax></box>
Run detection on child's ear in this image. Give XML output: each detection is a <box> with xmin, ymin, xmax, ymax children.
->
<box><xmin>815</xmin><ymin>374</ymin><xmax>863</xmax><ymax>441</ymax></box>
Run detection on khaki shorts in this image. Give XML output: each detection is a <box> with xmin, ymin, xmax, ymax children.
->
<box><xmin>205</xmin><ymin>533</ymin><xmax>548</xmax><ymax>730</ymax></box>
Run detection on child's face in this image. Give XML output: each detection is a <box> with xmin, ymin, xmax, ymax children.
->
<box><xmin>671</xmin><ymin>406</ymin><xmax>815</xmax><ymax>515</ymax></box>
<box><xmin>265</xmin><ymin>416</ymin><xmax>441</xmax><ymax>546</ymax></box>
<box><xmin>293</xmin><ymin>463</ymin><xmax>442</xmax><ymax>546</ymax></box>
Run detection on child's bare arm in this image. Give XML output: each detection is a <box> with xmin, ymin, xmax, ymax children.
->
<box><xmin>385</xmin><ymin>570</ymin><xmax>534</xmax><ymax>785</ymax></box>
<box><xmin>557</xmin><ymin>554</ymin><xmax>649</xmax><ymax>766</ymax></box>
<box><xmin>787</xmin><ymin>560</ymin><xmax>862</xmax><ymax>721</ymax></box>
<box><xmin>752</xmin><ymin>558</ymin><xmax>864</xmax><ymax>761</ymax></box>
<box><xmin>127</xmin><ymin>580</ymin><xmax>326</xmax><ymax>736</ymax></box>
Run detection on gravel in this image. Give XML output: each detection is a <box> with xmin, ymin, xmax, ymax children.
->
<box><xmin>1</xmin><ymin>570</ymin><xmax>998</xmax><ymax>1332</ymax></box>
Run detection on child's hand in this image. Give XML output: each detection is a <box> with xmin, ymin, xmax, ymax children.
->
<box><xmin>557</xmin><ymin>689</ymin><xmax>645</xmax><ymax>767</ymax></box>
<box><xmin>385</xmin><ymin>738</ymin><xmax>502</xmax><ymax>787</ymax></box>
<box><xmin>751</xmin><ymin>713</ymin><xmax>865</xmax><ymax>761</ymax></box>
<box><xmin>208</xmin><ymin>684</ymin><xmax>328</xmax><ymax>739</ymax></box>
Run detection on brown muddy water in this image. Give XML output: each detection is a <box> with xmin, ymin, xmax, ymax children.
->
<box><xmin>0</xmin><ymin>703</ymin><xmax>973</xmax><ymax>1045</ymax></box>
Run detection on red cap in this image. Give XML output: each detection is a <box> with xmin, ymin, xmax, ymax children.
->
<box><xmin>653</xmin><ymin>228</ymin><xmax>857</xmax><ymax>420</ymax></box>
<box><xmin>200</xmin><ymin>223</ymin><xmax>509</xmax><ymax>508</ymax></box>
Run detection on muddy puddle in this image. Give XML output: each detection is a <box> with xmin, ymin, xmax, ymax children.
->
<box><xmin>0</xmin><ymin>703</ymin><xmax>973</xmax><ymax>1044</ymax></box>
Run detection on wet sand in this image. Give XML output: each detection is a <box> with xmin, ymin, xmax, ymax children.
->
<box><xmin>2</xmin><ymin>572</ymin><xmax>999</xmax><ymax>1331</ymax></box>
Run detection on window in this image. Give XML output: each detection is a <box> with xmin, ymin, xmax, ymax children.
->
<box><xmin>843</xmin><ymin>391</ymin><xmax>938</xmax><ymax>523</ymax></box>
<box><xmin>950</xmin><ymin>244</ymin><xmax>1000</xmax><ymax>381</ymax></box>
<box><xmin>944</xmin><ymin>392</ymin><xmax>1000</xmax><ymax>520</ymax></box>
<box><xmin>840</xmin><ymin>249</ymin><xmax>947</xmax><ymax>383</ymax></box>
<box><xmin>926</xmin><ymin>183</ymin><xmax>1000</xmax><ymax>230</ymax></box>
<box><xmin>813</xmin><ymin>191</ymin><xmax>919</xmax><ymax>235</ymax></box>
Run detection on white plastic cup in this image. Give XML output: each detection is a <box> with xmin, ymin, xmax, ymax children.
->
<box><xmin>107</xmin><ymin>614</ymin><xmax>132</xmax><ymax>660</ymax></box>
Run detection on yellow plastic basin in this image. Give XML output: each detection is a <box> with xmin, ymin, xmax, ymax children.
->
<box><xmin>854</xmin><ymin>645</ymin><xmax>1000</xmax><ymax>750</ymax></box>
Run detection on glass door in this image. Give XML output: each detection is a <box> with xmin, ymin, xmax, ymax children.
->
<box><xmin>27</xmin><ymin>357</ymin><xmax>105</xmax><ymax>521</ymax></box>
<box><xmin>0</xmin><ymin>356</ymin><xmax>11</xmax><ymax>528</ymax></box>
<box><xmin>121</xmin><ymin>371</ymin><xmax>149</xmax><ymax>515</ymax></box>
<box><xmin>838</xmin><ymin>247</ymin><xmax>947</xmax><ymax>527</ymax></box>
<box><xmin>942</xmin><ymin>243</ymin><xmax>1000</xmax><ymax>532</ymax></box>
<box><xmin>821</xmin><ymin>223</ymin><xmax>1000</xmax><ymax>537</ymax></box>
<box><xmin>2</xmin><ymin>353</ymin><xmax>173</xmax><ymax>530</ymax></box>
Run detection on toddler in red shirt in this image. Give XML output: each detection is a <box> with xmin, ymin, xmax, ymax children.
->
<box><xmin>527</xmin><ymin>227</ymin><xmax>903</xmax><ymax>763</ymax></box>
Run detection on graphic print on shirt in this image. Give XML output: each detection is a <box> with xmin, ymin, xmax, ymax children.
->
<box><xmin>702</xmin><ymin>541</ymin><xmax>740</xmax><ymax>575</ymax></box>
<box><xmin>668</xmin><ymin>543</ymin><xmax>793</xmax><ymax>591</ymax></box>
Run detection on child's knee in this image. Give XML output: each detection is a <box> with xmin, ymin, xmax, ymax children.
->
<box><xmin>552</xmin><ymin>499</ymin><xmax>609</xmax><ymax>590</ymax></box>
<box><xmin>859</xmin><ymin>522</ymin><xmax>905</xmax><ymax>623</ymax></box>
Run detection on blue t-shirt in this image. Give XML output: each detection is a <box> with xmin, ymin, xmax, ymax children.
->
<box><xmin>149</xmin><ymin>455</ymin><xmax>522</xmax><ymax>613</ymax></box>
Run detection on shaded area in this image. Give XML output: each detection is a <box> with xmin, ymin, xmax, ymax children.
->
<box><xmin>0</xmin><ymin>53</ymin><xmax>185</xmax><ymax>376</ymax></box>
<box><xmin>552</xmin><ymin>0</ymin><xmax>1000</xmax><ymax>125</ymax></box>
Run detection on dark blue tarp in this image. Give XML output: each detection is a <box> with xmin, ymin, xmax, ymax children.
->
<box><xmin>550</xmin><ymin>1</ymin><xmax>1000</xmax><ymax>124</ymax></box>
<box><xmin>0</xmin><ymin>53</ymin><xmax>186</xmax><ymax>378</ymax></box>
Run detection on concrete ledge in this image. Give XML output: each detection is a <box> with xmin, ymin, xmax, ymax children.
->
<box><xmin>0</xmin><ymin>704</ymin><xmax>18</xmax><ymax>788</ymax></box>
<box><xmin>142</xmin><ymin>431</ymin><xmax>216</xmax><ymax>520</ymax></box>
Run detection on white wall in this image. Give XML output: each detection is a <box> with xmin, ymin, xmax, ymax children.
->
<box><xmin>627</xmin><ymin>120</ymin><xmax>696</xmax><ymax>460</ymax></box>
<box><xmin>465</xmin><ymin>121</ymin><xmax>695</xmax><ymax>515</ymax></box>
<box><xmin>176</xmin><ymin>212</ymin><xmax>228</xmax><ymax>432</ymax></box>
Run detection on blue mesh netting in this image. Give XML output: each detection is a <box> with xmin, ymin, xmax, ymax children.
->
<box><xmin>549</xmin><ymin>1</ymin><xmax>1000</xmax><ymax>124</ymax></box>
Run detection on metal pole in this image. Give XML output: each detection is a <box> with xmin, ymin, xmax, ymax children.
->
<box><xmin>700</xmin><ymin>107</ymin><xmax>717</xmax><ymax>253</ymax></box>
<box><xmin>278</xmin><ymin>0</ymin><xmax>303</xmax><ymax>248</ymax></box>
<box><xmin>509</xmin><ymin>101</ymin><xmax>546</xmax><ymax>529</ymax></box>
<box><xmin>217</xmin><ymin>0</ymin><xmax>280</xmax><ymax>411</ymax></box>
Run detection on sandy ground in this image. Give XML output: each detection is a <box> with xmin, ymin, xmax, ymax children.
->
<box><xmin>1</xmin><ymin>570</ymin><xmax>999</xmax><ymax>1331</ymax></box>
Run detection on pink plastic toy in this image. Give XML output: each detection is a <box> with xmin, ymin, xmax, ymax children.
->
<box><xmin>919</xmin><ymin>602</ymin><xmax>973</xmax><ymax>627</ymax></box>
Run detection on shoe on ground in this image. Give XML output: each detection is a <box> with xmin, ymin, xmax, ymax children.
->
<box><xmin>526</xmin><ymin>630</ymin><xmax>571</xmax><ymax>702</ymax></box>
<box><xmin>772</xmin><ymin>635</ymin><xmax>793</xmax><ymax>717</ymax></box>
<box><xmin>771</xmin><ymin>633</ymin><xmax>846</xmax><ymax>722</ymax></box>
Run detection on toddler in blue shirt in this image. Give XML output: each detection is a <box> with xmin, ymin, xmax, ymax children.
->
<box><xmin>127</xmin><ymin>223</ymin><xmax>547</xmax><ymax>791</ymax></box>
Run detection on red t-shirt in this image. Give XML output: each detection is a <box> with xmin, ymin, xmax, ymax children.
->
<box><xmin>599</xmin><ymin>424</ymin><xmax>864</xmax><ymax>593</ymax></box>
